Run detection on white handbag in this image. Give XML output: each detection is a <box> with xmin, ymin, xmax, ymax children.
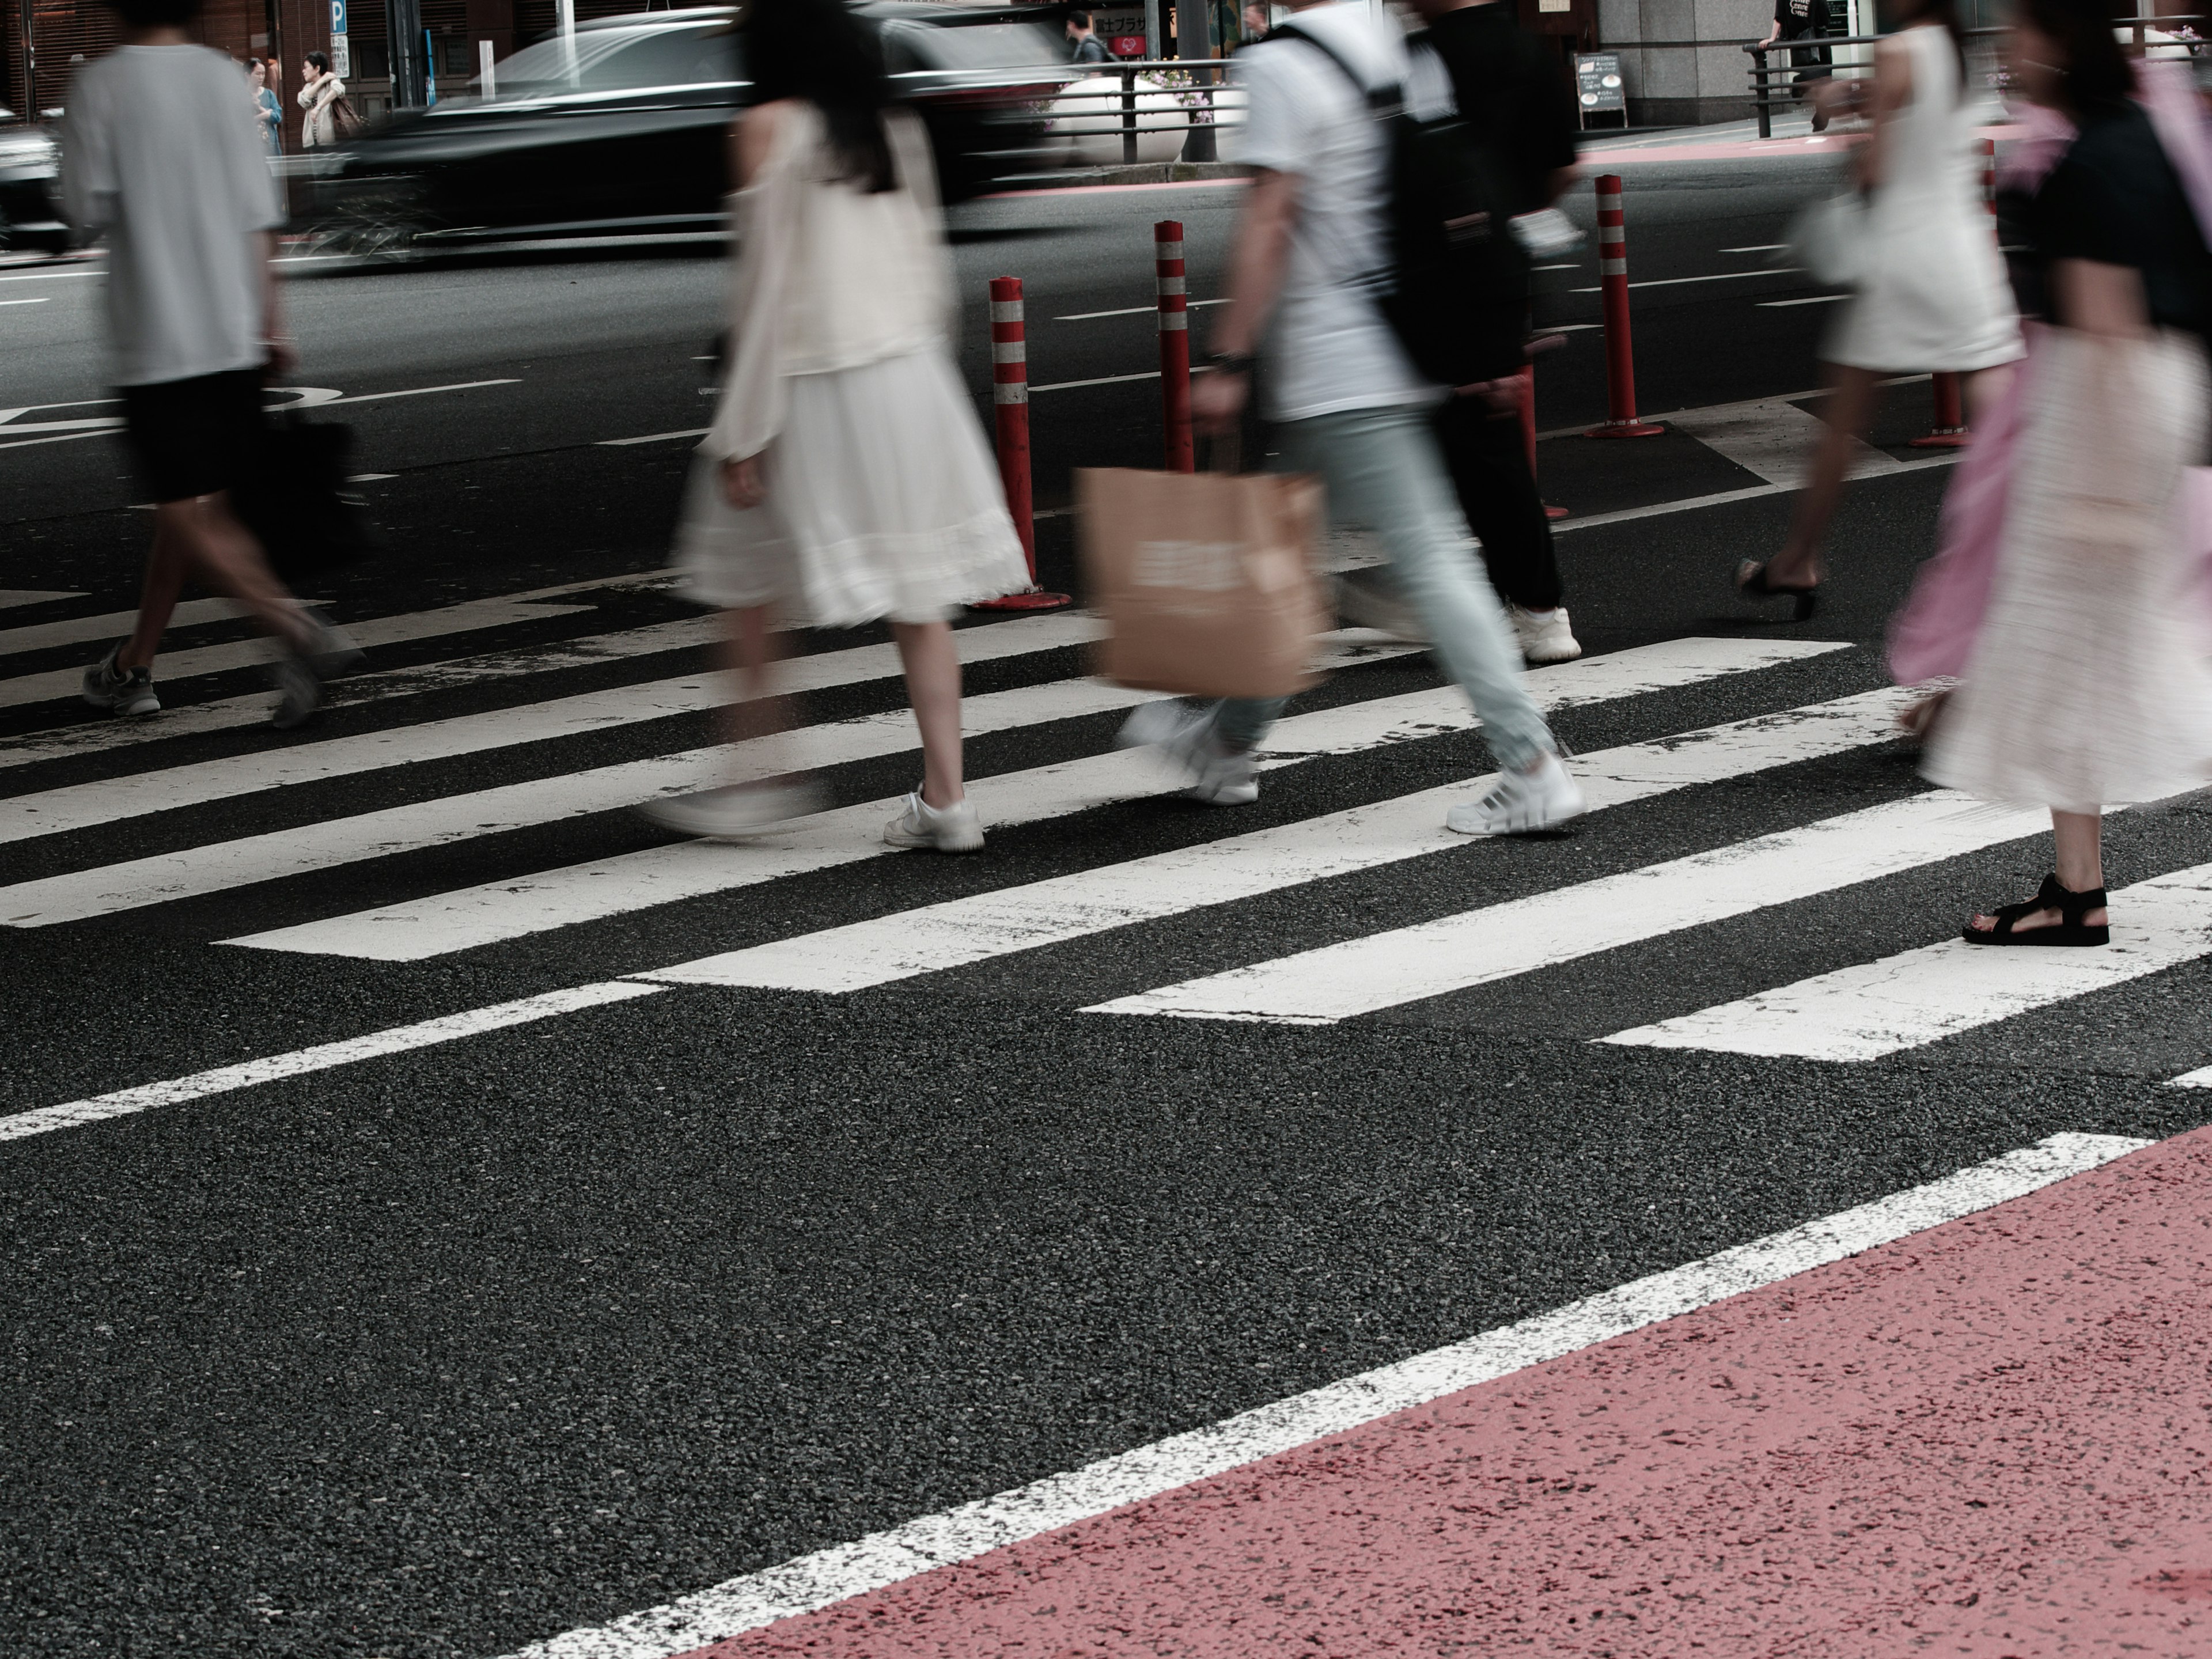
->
<box><xmin>1785</xmin><ymin>188</ymin><xmax>1870</xmax><ymax>288</ymax></box>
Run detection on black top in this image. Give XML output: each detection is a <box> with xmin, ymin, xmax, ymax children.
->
<box><xmin>1772</xmin><ymin>0</ymin><xmax>1831</xmax><ymax>39</ymax></box>
<box><xmin>1420</xmin><ymin>2</ymin><xmax>1578</xmax><ymax>218</ymax></box>
<box><xmin>2029</xmin><ymin>100</ymin><xmax>2212</xmax><ymax>340</ymax></box>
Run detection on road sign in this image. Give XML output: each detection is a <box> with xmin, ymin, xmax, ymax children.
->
<box><xmin>1575</xmin><ymin>52</ymin><xmax>1625</xmax><ymax>125</ymax></box>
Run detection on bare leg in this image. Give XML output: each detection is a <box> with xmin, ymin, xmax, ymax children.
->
<box><xmin>117</xmin><ymin>517</ymin><xmax>192</xmax><ymax>671</ymax></box>
<box><xmin>1968</xmin><ymin>809</ymin><xmax>2108</xmax><ymax>934</ymax></box>
<box><xmin>889</xmin><ymin>619</ymin><xmax>963</xmax><ymax>808</ymax></box>
<box><xmin>1963</xmin><ymin>362</ymin><xmax>2014</xmax><ymax>427</ymax></box>
<box><xmin>718</xmin><ymin>604</ymin><xmax>788</xmax><ymax>748</ymax></box>
<box><xmin>149</xmin><ymin>494</ymin><xmax>317</xmax><ymax>654</ymax></box>
<box><xmin>1767</xmin><ymin>364</ymin><xmax>1885</xmax><ymax>589</ymax></box>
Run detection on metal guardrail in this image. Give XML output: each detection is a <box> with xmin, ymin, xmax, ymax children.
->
<box><xmin>1744</xmin><ymin>18</ymin><xmax>2205</xmax><ymax>139</ymax></box>
<box><xmin>1043</xmin><ymin>59</ymin><xmax>1248</xmax><ymax>168</ymax></box>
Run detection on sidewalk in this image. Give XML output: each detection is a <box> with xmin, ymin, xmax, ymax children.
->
<box><xmin>698</xmin><ymin>1128</ymin><xmax>2210</xmax><ymax>1657</ymax></box>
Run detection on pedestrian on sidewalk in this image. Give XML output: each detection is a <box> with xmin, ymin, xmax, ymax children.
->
<box><xmin>1067</xmin><ymin>9</ymin><xmax>1110</xmax><ymax>63</ymax></box>
<box><xmin>1737</xmin><ymin>0</ymin><xmax>2020</xmax><ymax>617</ymax></box>
<box><xmin>1929</xmin><ymin>0</ymin><xmax>2212</xmax><ymax>946</ymax></box>
<box><xmin>1761</xmin><ymin>0</ymin><xmax>1836</xmax><ymax>131</ymax></box>
<box><xmin>297</xmin><ymin>51</ymin><xmax>345</xmax><ymax>148</ymax></box>
<box><xmin>62</xmin><ymin>0</ymin><xmax>355</xmax><ymax>728</ymax></box>
<box><xmin>645</xmin><ymin>0</ymin><xmax>1030</xmax><ymax>851</ymax></box>
<box><xmin>248</xmin><ymin>58</ymin><xmax>282</xmax><ymax>156</ymax></box>
<box><xmin>1128</xmin><ymin>0</ymin><xmax>1584</xmax><ymax>835</ymax></box>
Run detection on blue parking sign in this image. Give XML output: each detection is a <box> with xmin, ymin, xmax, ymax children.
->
<box><xmin>330</xmin><ymin>0</ymin><xmax>346</xmax><ymax>34</ymax></box>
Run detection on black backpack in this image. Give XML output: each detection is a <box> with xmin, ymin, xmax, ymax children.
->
<box><xmin>1267</xmin><ymin>24</ymin><xmax>1531</xmax><ymax>387</ymax></box>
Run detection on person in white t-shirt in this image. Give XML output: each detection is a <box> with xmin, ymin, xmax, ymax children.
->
<box><xmin>1122</xmin><ymin>0</ymin><xmax>1582</xmax><ymax>835</ymax></box>
<box><xmin>62</xmin><ymin>0</ymin><xmax>353</xmax><ymax>728</ymax></box>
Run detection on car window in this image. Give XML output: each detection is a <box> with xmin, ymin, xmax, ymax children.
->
<box><xmin>487</xmin><ymin>26</ymin><xmax>740</xmax><ymax>96</ymax></box>
<box><xmin>877</xmin><ymin>20</ymin><xmax>1063</xmax><ymax>76</ymax></box>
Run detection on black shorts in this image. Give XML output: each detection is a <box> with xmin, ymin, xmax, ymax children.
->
<box><xmin>119</xmin><ymin>369</ymin><xmax>265</xmax><ymax>504</ymax></box>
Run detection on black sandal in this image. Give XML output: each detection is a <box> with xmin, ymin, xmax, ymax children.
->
<box><xmin>1734</xmin><ymin>559</ymin><xmax>1820</xmax><ymax>622</ymax></box>
<box><xmin>1962</xmin><ymin>873</ymin><xmax>2109</xmax><ymax>947</ymax></box>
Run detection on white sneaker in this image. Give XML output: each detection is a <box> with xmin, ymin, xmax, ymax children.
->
<box><xmin>1509</xmin><ymin>604</ymin><xmax>1581</xmax><ymax>665</ymax></box>
<box><xmin>639</xmin><ymin>779</ymin><xmax>825</xmax><ymax>840</ymax></box>
<box><xmin>1116</xmin><ymin>702</ymin><xmax>1257</xmax><ymax>806</ymax></box>
<box><xmin>1445</xmin><ymin>753</ymin><xmax>1586</xmax><ymax>836</ymax></box>
<box><xmin>883</xmin><ymin>790</ymin><xmax>985</xmax><ymax>853</ymax></box>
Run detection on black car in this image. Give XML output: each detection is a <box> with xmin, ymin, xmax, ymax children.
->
<box><xmin>0</xmin><ymin>115</ymin><xmax>69</xmax><ymax>255</ymax></box>
<box><xmin>303</xmin><ymin>2</ymin><xmax>1079</xmax><ymax>252</ymax></box>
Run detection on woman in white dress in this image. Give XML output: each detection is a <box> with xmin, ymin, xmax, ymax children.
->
<box><xmin>643</xmin><ymin>0</ymin><xmax>1029</xmax><ymax>851</ymax></box>
<box><xmin>1738</xmin><ymin>0</ymin><xmax>2021</xmax><ymax>615</ymax></box>
<box><xmin>1928</xmin><ymin>0</ymin><xmax>2212</xmax><ymax>945</ymax></box>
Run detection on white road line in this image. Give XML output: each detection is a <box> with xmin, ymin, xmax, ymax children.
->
<box><xmin>0</xmin><ymin>982</ymin><xmax>664</xmax><ymax>1144</ymax></box>
<box><xmin>228</xmin><ymin>638</ymin><xmax>1840</xmax><ymax>963</ymax></box>
<box><xmin>0</xmin><ymin>612</ymin><xmax>1103</xmax><ymax>838</ymax></box>
<box><xmin>1</xmin><ymin>597</ymin><xmax>244</xmax><ymax>659</ymax></box>
<box><xmin>1028</xmin><ymin>370</ymin><xmax>1166</xmax><ymax>393</ymax></box>
<box><xmin>2</xmin><ymin>675</ymin><xmax>1181</xmax><ymax>927</ymax></box>
<box><xmin>1719</xmin><ymin>244</ymin><xmax>1789</xmax><ymax>253</ymax></box>
<box><xmin>1670</xmin><ymin>397</ymin><xmax>1903</xmax><ymax>488</ymax></box>
<box><xmin>483</xmin><ymin>1132</ymin><xmax>2149</xmax><ymax>1659</ymax></box>
<box><xmin>1090</xmin><ymin>788</ymin><xmax>2052</xmax><ymax>1026</ymax></box>
<box><xmin>597</xmin><ymin>428</ymin><xmax>710</xmax><ymax>447</ymax></box>
<box><xmin>0</xmin><ymin>590</ymin><xmax>85</xmax><ymax>611</ymax></box>
<box><xmin>0</xmin><ymin>592</ymin><xmax>597</xmax><ymax>714</ymax></box>
<box><xmin>1569</xmin><ymin>268</ymin><xmax>1803</xmax><ymax>293</ymax></box>
<box><xmin>1603</xmin><ymin>858</ymin><xmax>2212</xmax><ymax>1060</ymax></box>
<box><xmin>645</xmin><ymin>677</ymin><xmax>1892</xmax><ymax>995</ymax></box>
<box><xmin>0</xmin><ymin>297</ymin><xmax>50</xmax><ymax>306</ymax></box>
<box><xmin>1054</xmin><ymin>298</ymin><xmax>1228</xmax><ymax>320</ymax></box>
<box><xmin>1758</xmin><ymin>294</ymin><xmax>1850</xmax><ymax>308</ymax></box>
<box><xmin>1552</xmin><ymin>454</ymin><xmax>1959</xmax><ymax>534</ymax></box>
<box><xmin>319</xmin><ymin>378</ymin><xmax>520</xmax><ymax>407</ymax></box>
<box><xmin>0</xmin><ymin>268</ymin><xmax>104</xmax><ymax>281</ymax></box>
<box><xmin>2168</xmin><ymin>1061</ymin><xmax>2212</xmax><ymax>1087</ymax></box>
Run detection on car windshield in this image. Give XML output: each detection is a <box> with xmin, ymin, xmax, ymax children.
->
<box><xmin>877</xmin><ymin>20</ymin><xmax>1064</xmax><ymax>76</ymax></box>
<box><xmin>486</xmin><ymin>24</ymin><xmax>739</xmax><ymax>96</ymax></box>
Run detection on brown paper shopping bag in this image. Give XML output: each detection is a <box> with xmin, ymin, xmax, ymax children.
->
<box><xmin>1075</xmin><ymin>465</ymin><xmax>1328</xmax><ymax>699</ymax></box>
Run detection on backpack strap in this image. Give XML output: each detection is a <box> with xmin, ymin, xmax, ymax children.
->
<box><xmin>1264</xmin><ymin>22</ymin><xmax>1404</xmax><ymax>118</ymax></box>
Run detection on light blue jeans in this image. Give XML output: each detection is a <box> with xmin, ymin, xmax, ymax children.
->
<box><xmin>1213</xmin><ymin>404</ymin><xmax>1557</xmax><ymax>771</ymax></box>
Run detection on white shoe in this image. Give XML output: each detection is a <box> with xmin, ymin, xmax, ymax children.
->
<box><xmin>1445</xmin><ymin>753</ymin><xmax>1586</xmax><ymax>836</ymax></box>
<box><xmin>1116</xmin><ymin>702</ymin><xmax>1257</xmax><ymax>806</ymax></box>
<box><xmin>883</xmin><ymin>790</ymin><xmax>985</xmax><ymax>853</ymax></box>
<box><xmin>639</xmin><ymin>779</ymin><xmax>824</xmax><ymax>840</ymax></box>
<box><xmin>1509</xmin><ymin>604</ymin><xmax>1581</xmax><ymax>665</ymax></box>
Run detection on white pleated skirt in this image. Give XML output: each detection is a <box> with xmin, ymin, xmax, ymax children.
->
<box><xmin>675</xmin><ymin>347</ymin><xmax>1030</xmax><ymax>628</ymax></box>
<box><xmin>1926</xmin><ymin>328</ymin><xmax>2212</xmax><ymax>813</ymax></box>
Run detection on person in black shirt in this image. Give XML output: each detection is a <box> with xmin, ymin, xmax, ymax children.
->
<box><xmin>1761</xmin><ymin>0</ymin><xmax>1835</xmax><ymax>129</ymax></box>
<box><xmin>1388</xmin><ymin>0</ymin><xmax>1584</xmax><ymax>665</ymax></box>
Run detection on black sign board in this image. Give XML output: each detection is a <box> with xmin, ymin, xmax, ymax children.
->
<box><xmin>1575</xmin><ymin>52</ymin><xmax>1626</xmax><ymax>125</ymax></box>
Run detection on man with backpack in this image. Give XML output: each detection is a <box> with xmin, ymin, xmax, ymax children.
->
<box><xmin>1146</xmin><ymin>0</ymin><xmax>1584</xmax><ymax>835</ymax></box>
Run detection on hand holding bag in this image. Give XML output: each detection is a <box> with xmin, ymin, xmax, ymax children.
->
<box><xmin>1075</xmin><ymin>452</ymin><xmax>1328</xmax><ymax>700</ymax></box>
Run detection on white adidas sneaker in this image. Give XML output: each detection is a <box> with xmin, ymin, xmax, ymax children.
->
<box><xmin>1509</xmin><ymin>604</ymin><xmax>1582</xmax><ymax>665</ymax></box>
<box><xmin>882</xmin><ymin>791</ymin><xmax>986</xmax><ymax>853</ymax></box>
<box><xmin>1445</xmin><ymin>753</ymin><xmax>1587</xmax><ymax>836</ymax></box>
<box><xmin>1115</xmin><ymin>702</ymin><xmax>1259</xmax><ymax>807</ymax></box>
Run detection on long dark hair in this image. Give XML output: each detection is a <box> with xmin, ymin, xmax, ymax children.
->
<box><xmin>2016</xmin><ymin>0</ymin><xmax>2135</xmax><ymax>114</ymax></box>
<box><xmin>745</xmin><ymin>0</ymin><xmax>895</xmax><ymax>193</ymax></box>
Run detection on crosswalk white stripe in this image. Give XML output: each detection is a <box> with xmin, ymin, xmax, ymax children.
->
<box><xmin>0</xmin><ymin>982</ymin><xmax>665</xmax><ymax>1143</ymax></box>
<box><xmin>0</xmin><ymin>677</ymin><xmax>1180</xmax><ymax>927</ymax></box>
<box><xmin>483</xmin><ymin>1131</ymin><xmax>2148</xmax><ymax>1659</ymax></box>
<box><xmin>0</xmin><ymin>590</ymin><xmax>86</xmax><ymax>611</ymax></box>
<box><xmin>0</xmin><ymin>613</ymin><xmax>1105</xmax><ymax>841</ymax></box>
<box><xmin>224</xmin><ymin>639</ymin><xmax>1845</xmax><ymax>963</ymax></box>
<box><xmin>0</xmin><ymin>597</ymin><xmax>243</xmax><ymax>657</ymax></box>
<box><xmin>1088</xmin><ymin>789</ymin><xmax>2051</xmax><ymax>1025</ymax></box>
<box><xmin>1601</xmin><ymin>858</ymin><xmax>2212</xmax><ymax>1060</ymax></box>
<box><xmin>2166</xmin><ymin>1059</ymin><xmax>2212</xmax><ymax>1087</ymax></box>
<box><xmin>642</xmin><ymin>686</ymin><xmax>1907</xmax><ymax>995</ymax></box>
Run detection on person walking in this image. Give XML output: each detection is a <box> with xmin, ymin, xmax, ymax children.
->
<box><xmin>1930</xmin><ymin>0</ymin><xmax>2212</xmax><ymax>945</ymax></box>
<box><xmin>1067</xmin><ymin>9</ymin><xmax>1110</xmax><ymax>63</ymax></box>
<box><xmin>1140</xmin><ymin>0</ymin><xmax>1584</xmax><ymax>834</ymax></box>
<box><xmin>1761</xmin><ymin>0</ymin><xmax>1836</xmax><ymax>132</ymax></box>
<box><xmin>249</xmin><ymin>56</ymin><xmax>282</xmax><ymax>154</ymax></box>
<box><xmin>643</xmin><ymin>0</ymin><xmax>1030</xmax><ymax>851</ymax></box>
<box><xmin>1737</xmin><ymin>0</ymin><xmax>2020</xmax><ymax>616</ymax></box>
<box><xmin>63</xmin><ymin>0</ymin><xmax>354</xmax><ymax>728</ymax></box>
<box><xmin>298</xmin><ymin>50</ymin><xmax>345</xmax><ymax>147</ymax></box>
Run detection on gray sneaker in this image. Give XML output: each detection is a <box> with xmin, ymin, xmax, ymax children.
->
<box><xmin>81</xmin><ymin>644</ymin><xmax>161</xmax><ymax>717</ymax></box>
<box><xmin>1115</xmin><ymin>700</ymin><xmax>1258</xmax><ymax>806</ymax></box>
<box><xmin>882</xmin><ymin>790</ymin><xmax>985</xmax><ymax>853</ymax></box>
<box><xmin>270</xmin><ymin>656</ymin><xmax>323</xmax><ymax>729</ymax></box>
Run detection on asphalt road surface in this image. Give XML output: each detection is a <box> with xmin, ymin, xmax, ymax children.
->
<box><xmin>4</xmin><ymin>150</ymin><xmax>2209</xmax><ymax>1659</ymax></box>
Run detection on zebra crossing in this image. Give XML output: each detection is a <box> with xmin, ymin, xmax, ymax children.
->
<box><xmin>6</xmin><ymin>562</ymin><xmax>2212</xmax><ymax>1137</ymax></box>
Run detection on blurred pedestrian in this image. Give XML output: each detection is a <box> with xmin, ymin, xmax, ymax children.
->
<box><xmin>62</xmin><ymin>0</ymin><xmax>355</xmax><ymax>727</ymax></box>
<box><xmin>298</xmin><ymin>50</ymin><xmax>345</xmax><ymax>147</ymax></box>
<box><xmin>1067</xmin><ymin>9</ymin><xmax>1110</xmax><ymax>63</ymax></box>
<box><xmin>645</xmin><ymin>0</ymin><xmax>1029</xmax><ymax>850</ymax></box>
<box><xmin>248</xmin><ymin>57</ymin><xmax>282</xmax><ymax>154</ymax></box>
<box><xmin>1738</xmin><ymin>0</ymin><xmax>2020</xmax><ymax>616</ymax></box>
<box><xmin>1150</xmin><ymin>0</ymin><xmax>1584</xmax><ymax>834</ymax></box>
<box><xmin>1761</xmin><ymin>0</ymin><xmax>1836</xmax><ymax>132</ymax></box>
<box><xmin>1930</xmin><ymin>0</ymin><xmax>2212</xmax><ymax>945</ymax></box>
<box><xmin>1241</xmin><ymin>2</ymin><xmax>1270</xmax><ymax>44</ymax></box>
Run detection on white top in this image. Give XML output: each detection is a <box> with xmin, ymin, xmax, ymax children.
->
<box><xmin>1231</xmin><ymin>1</ymin><xmax>1433</xmax><ymax>422</ymax></box>
<box><xmin>60</xmin><ymin>46</ymin><xmax>284</xmax><ymax>387</ymax></box>
<box><xmin>298</xmin><ymin>74</ymin><xmax>346</xmax><ymax>147</ymax></box>
<box><xmin>703</xmin><ymin>103</ymin><xmax>956</xmax><ymax>463</ymax></box>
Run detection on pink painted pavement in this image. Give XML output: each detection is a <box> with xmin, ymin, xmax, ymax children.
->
<box><xmin>698</xmin><ymin>1127</ymin><xmax>2212</xmax><ymax>1658</ymax></box>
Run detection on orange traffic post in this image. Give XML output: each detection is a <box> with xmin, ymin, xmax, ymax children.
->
<box><xmin>1156</xmin><ymin>219</ymin><xmax>1194</xmax><ymax>473</ymax></box>
<box><xmin>969</xmin><ymin>275</ymin><xmax>1071</xmax><ymax>612</ymax></box>
<box><xmin>1586</xmin><ymin>175</ymin><xmax>1664</xmax><ymax>438</ymax></box>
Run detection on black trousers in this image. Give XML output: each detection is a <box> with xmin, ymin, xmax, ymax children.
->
<box><xmin>1434</xmin><ymin>393</ymin><xmax>1565</xmax><ymax>612</ymax></box>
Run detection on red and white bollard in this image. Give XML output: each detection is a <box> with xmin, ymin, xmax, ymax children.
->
<box><xmin>1586</xmin><ymin>175</ymin><xmax>1664</xmax><ymax>439</ymax></box>
<box><xmin>1911</xmin><ymin>141</ymin><xmax>1997</xmax><ymax>451</ymax></box>
<box><xmin>970</xmin><ymin>276</ymin><xmax>1071</xmax><ymax>613</ymax></box>
<box><xmin>1156</xmin><ymin>219</ymin><xmax>1194</xmax><ymax>473</ymax></box>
